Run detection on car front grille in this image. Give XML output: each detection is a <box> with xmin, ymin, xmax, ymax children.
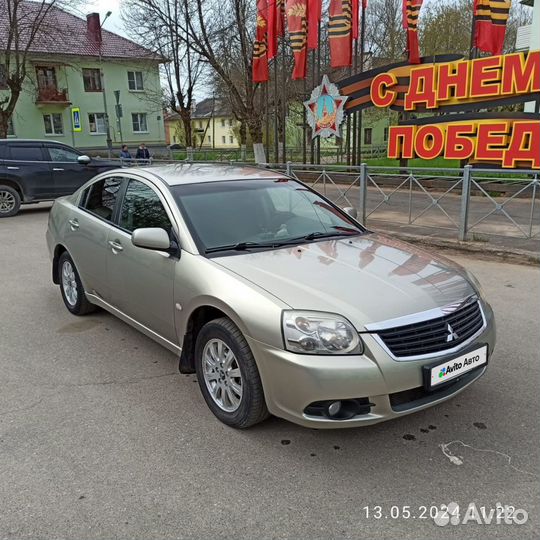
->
<box><xmin>376</xmin><ymin>299</ymin><xmax>484</xmax><ymax>359</ymax></box>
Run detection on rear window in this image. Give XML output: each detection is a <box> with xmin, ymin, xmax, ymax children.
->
<box><xmin>82</xmin><ymin>177</ymin><xmax>123</xmax><ymax>222</ymax></box>
<box><xmin>8</xmin><ymin>145</ymin><xmax>44</xmax><ymax>161</ymax></box>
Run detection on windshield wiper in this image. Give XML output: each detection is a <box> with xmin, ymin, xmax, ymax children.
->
<box><xmin>283</xmin><ymin>230</ymin><xmax>359</xmax><ymax>244</ymax></box>
<box><xmin>205</xmin><ymin>230</ymin><xmax>361</xmax><ymax>254</ymax></box>
<box><xmin>205</xmin><ymin>241</ymin><xmax>278</xmax><ymax>254</ymax></box>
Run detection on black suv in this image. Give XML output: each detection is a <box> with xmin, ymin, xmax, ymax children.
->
<box><xmin>0</xmin><ymin>139</ymin><xmax>117</xmax><ymax>217</ymax></box>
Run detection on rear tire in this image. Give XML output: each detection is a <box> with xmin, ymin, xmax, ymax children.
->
<box><xmin>195</xmin><ymin>317</ymin><xmax>269</xmax><ymax>428</ymax></box>
<box><xmin>0</xmin><ymin>185</ymin><xmax>21</xmax><ymax>218</ymax></box>
<box><xmin>58</xmin><ymin>252</ymin><xmax>96</xmax><ymax>316</ymax></box>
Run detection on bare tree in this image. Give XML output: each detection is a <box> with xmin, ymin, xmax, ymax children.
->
<box><xmin>365</xmin><ymin>0</ymin><xmax>406</xmax><ymax>63</ymax></box>
<box><xmin>0</xmin><ymin>0</ymin><xmax>78</xmax><ymax>138</ymax></box>
<box><xmin>122</xmin><ymin>0</ymin><xmax>203</xmax><ymax>148</ymax></box>
<box><xmin>421</xmin><ymin>0</ymin><xmax>533</xmax><ymax>58</ymax></box>
<box><xmin>185</xmin><ymin>0</ymin><xmax>269</xmax><ymax>162</ymax></box>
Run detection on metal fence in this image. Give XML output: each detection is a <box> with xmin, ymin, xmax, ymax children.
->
<box><xmin>269</xmin><ymin>162</ymin><xmax>540</xmax><ymax>242</ymax></box>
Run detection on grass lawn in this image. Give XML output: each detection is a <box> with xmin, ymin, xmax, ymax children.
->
<box><xmin>363</xmin><ymin>156</ymin><xmax>460</xmax><ymax>168</ymax></box>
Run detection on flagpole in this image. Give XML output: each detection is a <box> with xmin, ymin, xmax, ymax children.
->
<box><xmin>316</xmin><ymin>18</ymin><xmax>321</xmax><ymax>165</ymax></box>
<box><xmin>273</xmin><ymin>57</ymin><xmax>279</xmax><ymax>162</ymax></box>
<box><xmin>302</xmin><ymin>75</ymin><xmax>307</xmax><ymax>164</ymax></box>
<box><xmin>351</xmin><ymin>37</ymin><xmax>358</xmax><ymax>166</ymax></box>
<box><xmin>281</xmin><ymin>36</ymin><xmax>287</xmax><ymax>163</ymax></box>
<box><xmin>356</xmin><ymin>2</ymin><xmax>366</xmax><ymax>165</ymax></box>
<box><xmin>265</xmin><ymin>81</ymin><xmax>270</xmax><ymax>163</ymax></box>
<box><xmin>469</xmin><ymin>4</ymin><xmax>478</xmax><ymax>60</ymax></box>
<box><xmin>310</xmin><ymin>48</ymin><xmax>315</xmax><ymax>164</ymax></box>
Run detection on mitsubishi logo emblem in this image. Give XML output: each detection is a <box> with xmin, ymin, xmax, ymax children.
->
<box><xmin>446</xmin><ymin>323</ymin><xmax>459</xmax><ymax>342</ymax></box>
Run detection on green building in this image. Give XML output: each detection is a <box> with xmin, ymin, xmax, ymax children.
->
<box><xmin>3</xmin><ymin>8</ymin><xmax>166</xmax><ymax>152</ymax></box>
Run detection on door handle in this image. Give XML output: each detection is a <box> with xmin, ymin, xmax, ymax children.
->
<box><xmin>68</xmin><ymin>218</ymin><xmax>79</xmax><ymax>230</ymax></box>
<box><xmin>108</xmin><ymin>240</ymin><xmax>124</xmax><ymax>252</ymax></box>
<box><xmin>53</xmin><ymin>167</ymin><xmax>64</xmax><ymax>171</ymax></box>
<box><xmin>7</xmin><ymin>166</ymin><xmax>19</xmax><ymax>170</ymax></box>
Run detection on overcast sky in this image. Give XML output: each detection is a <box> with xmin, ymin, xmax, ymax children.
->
<box><xmin>84</xmin><ymin>0</ymin><xmax>442</xmax><ymax>40</ymax></box>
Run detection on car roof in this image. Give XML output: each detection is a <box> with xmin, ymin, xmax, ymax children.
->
<box><xmin>140</xmin><ymin>163</ymin><xmax>287</xmax><ymax>186</ymax></box>
<box><xmin>0</xmin><ymin>138</ymin><xmax>66</xmax><ymax>145</ymax></box>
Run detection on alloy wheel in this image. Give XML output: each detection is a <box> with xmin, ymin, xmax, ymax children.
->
<box><xmin>61</xmin><ymin>260</ymin><xmax>78</xmax><ymax>306</ymax></box>
<box><xmin>202</xmin><ymin>338</ymin><xmax>243</xmax><ymax>412</ymax></box>
<box><xmin>0</xmin><ymin>190</ymin><xmax>16</xmax><ymax>214</ymax></box>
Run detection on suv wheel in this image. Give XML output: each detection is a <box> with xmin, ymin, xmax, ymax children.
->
<box><xmin>195</xmin><ymin>317</ymin><xmax>269</xmax><ymax>428</ymax></box>
<box><xmin>0</xmin><ymin>186</ymin><xmax>21</xmax><ymax>217</ymax></box>
<box><xmin>58</xmin><ymin>251</ymin><xmax>96</xmax><ymax>315</ymax></box>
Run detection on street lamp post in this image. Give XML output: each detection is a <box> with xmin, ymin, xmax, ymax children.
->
<box><xmin>99</xmin><ymin>11</ymin><xmax>113</xmax><ymax>158</ymax></box>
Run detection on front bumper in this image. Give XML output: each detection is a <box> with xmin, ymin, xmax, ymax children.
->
<box><xmin>248</xmin><ymin>303</ymin><xmax>496</xmax><ymax>429</ymax></box>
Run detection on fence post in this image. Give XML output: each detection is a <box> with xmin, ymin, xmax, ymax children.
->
<box><xmin>286</xmin><ymin>161</ymin><xmax>292</xmax><ymax>176</ymax></box>
<box><xmin>459</xmin><ymin>165</ymin><xmax>472</xmax><ymax>241</ymax></box>
<box><xmin>359</xmin><ymin>162</ymin><xmax>368</xmax><ymax>226</ymax></box>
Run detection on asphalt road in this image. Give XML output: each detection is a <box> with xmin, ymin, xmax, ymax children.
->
<box><xmin>1</xmin><ymin>203</ymin><xmax>539</xmax><ymax>540</ymax></box>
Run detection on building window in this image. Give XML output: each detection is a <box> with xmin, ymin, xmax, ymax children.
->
<box><xmin>228</xmin><ymin>119</ymin><xmax>233</xmax><ymax>127</ymax></box>
<box><xmin>127</xmin><ymin>71</ymin><xmax>144</xmax><ymax>91</ymax></box>
<box><xmin>131</xmin><ymin>113</ymin><xmax>148</xmax><ymax>133</ymax></box>
<box><xmin>36</xmin><ymin>66</ymin><xmax>57</xmax><ymax>89</ymax></box>
<box><xmin>221</xmin><ymin>119</ymin><xmax>225</xmax><ymax>127</ymax></box>
<box><xmin>222</xmin><ymin>135</ymin><xmax>226</xmax><ymax>144</ymax></box>
<box><xmin>43</xmin><ymin>113</ymin><xmax>64</xmax><ymax>135</ymax></box>
<box><xmin>88</xmin><ymin>113</ymin><xmax>107</xmax><ymax>134</ymax></box>
<box><xmin>83</xmin><ymin>68</ymin><xmax>102</xmax><ymax>92</ymax></box>
<box><xmin>207</xmin><ymin>135</ymin><xmax>211</xmax><ymax>142</ymax></box>
<box><xmin>364</xmin><ymin>127</ymin><xmax>372</xmax><ymax>145</ymax></box>
<box><xmin>383</xmin><ymin>127</ymin><xmax>389</xmax><ymax>142</ymax></box>
<box><xmin>229</xmin><ymin>135</ymin><xmax>234</xmax><ymax>144</ymax></box>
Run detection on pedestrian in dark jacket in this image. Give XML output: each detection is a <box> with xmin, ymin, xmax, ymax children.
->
<box><xmin>120</xmin><ymin>144</ymin><xmax>132</xmax><ymax>166</ymax></box>
<box><xmin>135</xmin><ymin>143</ymin><xmax>151</xmax><ymax>164</ymax></box>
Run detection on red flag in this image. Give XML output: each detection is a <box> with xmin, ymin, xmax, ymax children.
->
<box><xmin>403</xmin><ymin>0</ymin><xmax>423</xmax><ymax>64</ymax></box>
<box><xmin>286</xmin><ymin>0</ymin><xmax>308</xmax><ymax>79</ymax></box>
<box><xmin>329</xmin><ymin>0</ymin><xmax>353</xmax><ymax>68</ymax></box>
<box><xmin>474</xmin><ymin>0</ymin><xmax>511</xmax><ymax>55</ymax></box>
<box><xmin>352</xmin><ymin>0</ymin><xmax>359</xmax><ymax>40</ymax></box>
<box><xmin>307</xmin><ymin>0</ymin><xmax>322</xmax><ymax>50</ymax></box>
<box><xmin>268</xmin><ymin>0</ymin><xmax>286</xmax><ymax>59</ymax></box>
<box><xmin>252</xmin><ymin>0</ymin><xmax>269</xmax><ymax>82</ymax></box>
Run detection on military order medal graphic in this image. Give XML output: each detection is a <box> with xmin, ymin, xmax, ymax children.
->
<box><xmin>304</xmin><ymin>75</ymin><xmax>348</xmax><ymax>139</ymax></box>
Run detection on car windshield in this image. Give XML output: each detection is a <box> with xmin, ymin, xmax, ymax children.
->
<box><xmin>171</xmin><ymin>178</ymin><xmax>365</xmax><ymax>254</ymax></box>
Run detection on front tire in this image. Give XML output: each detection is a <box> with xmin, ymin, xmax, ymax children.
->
<box><xmin>0</xmin><ymin>185</ymin><xmax>21</xmax><ymax>217</ymax></box>
<box><xmin>58</xmin><ymin>252</ymin><xmax>96</xmax><ymax>316</ymax></box>
<box><xmin>195</xmin><ymin>317</ymin><xmax>269</xmax><ymax>428</ymax></box>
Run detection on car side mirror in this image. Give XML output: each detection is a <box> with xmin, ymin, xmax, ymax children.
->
<box><xmin>132</xmin><ymin>227</ymin><xmax>172</xmax><ymax>251</ymax></box>
<box><xmin>78</xmin><ymin>155</ymin><xmax>91</xmax><ymax>165</ymax></box>
<box><xmin>342</xmin><ymin>206</ymin><xmax>358</xmax><ymax>219</ymax></box>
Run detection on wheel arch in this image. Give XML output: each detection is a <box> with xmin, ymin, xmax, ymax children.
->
<box><xmin>52</xmin><ymin>244</ymin><xmax>68</xmax><ymax>284</ymax></box>
<box><xmin>0</xmin><ymin>179</ymin><xmax>25</xmax><ymax>200</ymax></box>
<box><xmin>179</xmin><ymin>302</ymin><xmax>248</xmax><ymax>374</ymax></box>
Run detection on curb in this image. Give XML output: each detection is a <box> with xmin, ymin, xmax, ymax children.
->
<box><xmin>380</xmin><ymin>230</ymin><xmax>540</xmax><ymax>266</ymax></box>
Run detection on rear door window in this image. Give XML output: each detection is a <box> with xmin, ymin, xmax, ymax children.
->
<box><xmin>8</xmin><ymin>145</ymin><xmax>45</xmax><ymax>161</ymax></box>
<box><xmin>81</xmin><ymin>177</ymin><xmax>123</xmax><ymax>222</ymax></box>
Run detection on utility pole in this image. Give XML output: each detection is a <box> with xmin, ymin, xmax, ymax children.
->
<box><xmin>113</xmin><ymin>90</ymin><xmax>123</xmax><ymax>145</ymax></box>
<box><xmin>99</xmin><ymin>11</ymin><xmax>113</xmax><ymax>158</ymax></box>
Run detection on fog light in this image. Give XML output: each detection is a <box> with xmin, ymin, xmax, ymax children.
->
<box><xmin>327</xmin><ymin>401</ymin><xmax>342</xmax><ymax>417</ymax></box>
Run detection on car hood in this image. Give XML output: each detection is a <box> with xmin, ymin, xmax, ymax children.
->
<box><xmin>212</xmin><ymin>233</ymin><xmax>476</xmax><ymax>329</ymax></box>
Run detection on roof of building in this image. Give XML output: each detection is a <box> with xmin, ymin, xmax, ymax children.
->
<box><xmin>0</xmin><ymin>2</ymin><xmax>161</xmax><ymax>61</ymax></box>
<box><xmin>141</xmin><ymin>164</ymin><xmax>285</xmax><ymax>186</ymax></box>
<box><xmin>192</xmin><ymin>98</ymin><xmax>233</xmax><ymax>119</ymax></box>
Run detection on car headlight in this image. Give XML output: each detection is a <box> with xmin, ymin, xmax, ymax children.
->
<box><xmin>282</xmin><ymin>310</ymin><xmax>363</xmax><ymax>355</ymax></box>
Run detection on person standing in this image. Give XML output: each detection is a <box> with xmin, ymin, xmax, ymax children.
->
<box><xmin>135</xmin><ymin>143</ymin><xmax>151</xmax><ymax>165</ymax></box>
<box><xmin>120</xmin><ymin>144</ymin><xmax>132</xmax><ymax>166</ymax></box>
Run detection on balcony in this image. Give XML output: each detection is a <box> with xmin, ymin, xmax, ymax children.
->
<box><xmin>35</xmin><ymin>86</ymin><xmax>71</xmax><ymax>107</ymax></box>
